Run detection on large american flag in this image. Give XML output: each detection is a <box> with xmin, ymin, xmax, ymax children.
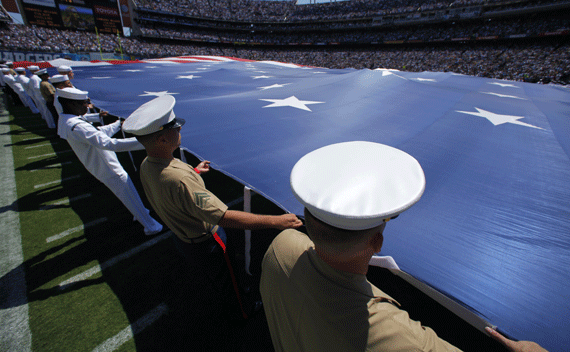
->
<box><xmin>51</xmin><ymin>56</ymin><xmax>570</xmax><ymax>351</ymax></box>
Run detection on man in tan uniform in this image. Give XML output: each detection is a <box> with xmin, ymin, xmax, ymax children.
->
<box><xmin>122</xmin><ymin>95</ymin><xmax>302</xmax><ymax>319</ymax></box>
<box><xmin>261</xmin><ymin>141</ymin><xmax>547</xmax><ymax>352</ymax></box>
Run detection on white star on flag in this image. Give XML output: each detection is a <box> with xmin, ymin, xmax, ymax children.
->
<box><xmin>124</xmin><ymin>69</ymin><xmax>143</xmax><ymax>72</ymax></box>
<box><xmin>176</xmin><ymin>75</ymin><xmax>200</xmax><ymax>79</ymax></box>
<box><xmin>374</xmin><ymin>69</ymin><xmax>406</xmax><ymax>79</ymax></box>
<box><xmin>252</xmin><ymin>75</ymin><xmax>273</xmax><ymax>79</ymax></box>
<box><xmin>488</xmin><ymin>82</ymin><xmax>520</xmax><ymax>88</ymax></box>
<box><xmin>258</xmin><ymin>83</ymin><xmax>291</xmax><ymax>90</ymax></box>
<box><xmin>415</xmin><ymin>78</ymin><xmax>436</xmax><ymax>82</ymax></box>
<box><xmin>90</xmin><ymin>76</ymin><xmax>113</xmax><ymax>79</ymax></box>
<box><xmin>481</xmin><ymin>92</ymin><xmax>526</xmax><ymax>100</ymax></box>
<box><xmin>260</xmin><ymin>96</ymin><xmax>324</xmax><ymax>111</ymax></box>
<box><xmin>456</xmin><ymin>107</ymin><xmax>543</xmax><ymax>130</ymax></box>
<box><xmin>139</xmin><ymin>91</ymin><xmax>179</xmax><ymax>97</ymax></box>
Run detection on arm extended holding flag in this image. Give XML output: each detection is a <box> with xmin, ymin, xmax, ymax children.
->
<box><xmin>89</xmin><ymin>105</ymin><xmax>139</xmax><ymax>172</ymax></box>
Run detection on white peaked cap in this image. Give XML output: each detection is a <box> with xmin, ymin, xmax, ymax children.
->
<box><xmin>290</xmin><ymin>141</ymin><xmax>426</xmax><ymax>230</ymax></box>
<box><xmin>57</xmin><ymin>65</ymin><xmax>72</xmax><ymax>73</ymax></box>
<box><xmin>123</xmin><ymin>95</ymin><xmax>185</xmax><ymax>136</ymax></box>
<box><xmin>57</xmin><ymin>87</ymin><xmax>88</xmax><ymax>100</ymax></box>
<box><xmin>49</xmin><ymin>74</ymin><xmax>69</xmax><ymax>83</ymax></box>
<box><xmin>1</xmin><ymin>68</ymin><xmax>9</xmax><ymax>73</ymax></box>
<box><xmin>15</xmin><ymin>67</ymin><xmax>25</xmax><ymax>72</ymax></box>
<box><xmin>28</xmin><ymin>65</ymin><xmax>40</xmax><ymax>71</ymax></box>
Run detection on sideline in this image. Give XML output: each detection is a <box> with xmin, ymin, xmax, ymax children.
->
<box><xmin>0</xmin><ymin>102</ymin><xmax>32</xmax><ymax>350</ymax></box>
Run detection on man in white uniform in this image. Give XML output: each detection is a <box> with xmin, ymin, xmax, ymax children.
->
<box><xmin>3</xmin><ymin>67</ymin><xmax>28</xmax><ymax>109</ymax></box>
<box><xmin>57</xmin><ymin>87</ymin><xmax>163</xmax><ymax>236</ymax></box>
<box><xmin>15</xmin><ymin>67</ymin><xmax>40</xmax><ymax>114</ymax></box>
<box><xmin>27</xmin><ymin>66</ymin><xmax>55</xmax><ymax>128</ymax></box>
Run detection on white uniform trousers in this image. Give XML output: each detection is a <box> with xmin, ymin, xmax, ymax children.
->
<box><xmin>100</xmin><ymin>170</ymin><xmax>163</xmax><ymax>235</ymax></box>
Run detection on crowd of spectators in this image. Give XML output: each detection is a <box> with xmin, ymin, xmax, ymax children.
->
<box><xmin>137</xmin><ymin>16</ymin><xmax>569</xmax><ymax>45</ymax></box>
<box><xmin>1</xmin><ymin>0</ymin><xmax>569</xmax><ymax>85</ymax></box>
<box><xmin>0</xmin><ymin>24</ymin><xmax>118</xmax><ymax>53</ymax></box>
<box><xmin>134</xmin><ymin>0</ymin><xmax>570</xmax><ymax>22</ymax></box>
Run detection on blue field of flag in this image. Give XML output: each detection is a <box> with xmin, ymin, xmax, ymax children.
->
<box><xmin>66</xmin><ymin>57</ymin><xmax>570</xmax><ymax>351</ymax></box>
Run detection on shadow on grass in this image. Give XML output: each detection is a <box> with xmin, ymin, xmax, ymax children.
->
<box><xmin>2</xmin><ymin>100</ymin><xmax>507</xmax><ymax>352</ymax></box>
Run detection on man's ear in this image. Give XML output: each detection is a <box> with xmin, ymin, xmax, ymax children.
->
<box><xmin>370</xmin><ymin>232</ymin><xmax>384</xmax><ymax>253</ymax></box>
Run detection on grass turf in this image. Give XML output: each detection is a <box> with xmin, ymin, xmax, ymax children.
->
<box><xmin>3</xmin><ymin>91</ymin><xmax>506</xmax><ymax>352</ymax></box>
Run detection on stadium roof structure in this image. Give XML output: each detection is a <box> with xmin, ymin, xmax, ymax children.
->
<box><xmin>29</xmin><ymin>56</ymin><xmax>570</xmax><ymax>351</ymax></box>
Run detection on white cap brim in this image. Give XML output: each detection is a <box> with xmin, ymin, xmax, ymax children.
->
<box><xmin>290</xmin><ymin>141</ymin><xmax>425</xmax><ymax>230</ymax></box>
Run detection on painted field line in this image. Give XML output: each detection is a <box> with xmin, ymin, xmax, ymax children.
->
<box><xmin>40</xmin><ymin>193</ymin><xmax>92</xmax><ymax>210</ymax></box>
<box><xmin>34</xmin><ymin>174</ymin><xmax>80</xmax><ymax>189</ymax></box>
<box><xmin>0</xmin><ymin>110</ymin><xmax>32</xmax><ymax>351</ymax></box>
<box><xmin>91</xmin><ymin>303</ymin><xmax>168</xmax><ymax>352</ymax></box>
<box><xmin>46</xmin><ymin>217</ymin><xmax>107</xmax><ymax>243</ymax></box>
<box><xmin>27</xmin><ymin>149</ymin><xmax>72</xmax><ymax>159</ymax></box>
<box><xmin>58</xmin><ymin>231</ymin><xmax>172</xmax><ymax>289</ymax></box>
<box><xmin>21</xmin><ymin>136</ymin><xmax>55</xmax><ymax>142</ymax></box>
<box><xmin>20</xmin><ymin>123</ymin><xmax>46</xmax><ymax>129</ymax></box>
<box><xmin>30</xmin><ymin>161</ymin><xmax>73</xmax><ymax>172</ymax></box>
<box><xmin>25</xmin><ymin>141</ymin><xmax>60</xmax><ymax>149</ymax></box>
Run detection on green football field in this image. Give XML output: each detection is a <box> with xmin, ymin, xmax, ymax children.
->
<box><xmin>0</xmin><ymin>92</ymin><xmax>507</xmax><ymax>352</ymax></box>
<box><xmin>0</xmin><ymin>93</ymin><xmax>279</xmax><ymax>352</ymax></box>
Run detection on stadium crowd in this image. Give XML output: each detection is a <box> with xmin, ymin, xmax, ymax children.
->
<box><xmin>134</xmin><ymin>0</ymin><xmax>570</xmax><ymax>22</ymax></box>
<box><xmin>137</xmin><ymin>16</ymin><xmax>569</xmax><ymax>45</ymax></box>
<box><xmin>2</xmin><ymin>21</ymin><xmax>568</xmax><ymax>84</ymax></box>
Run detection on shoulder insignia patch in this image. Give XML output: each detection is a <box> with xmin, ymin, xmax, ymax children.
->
<box><xmin>194</xmin><ymin>192</ymin><xmax>211</xmax><ymax>208</ymax></box>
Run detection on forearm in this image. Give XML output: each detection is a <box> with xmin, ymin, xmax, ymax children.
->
<box><xmin>218</xmin><ymin>210</ymin><xmax>280</xmax><ymax>230</ymax></box>
<box><xmin>218</xmin><ymin>210</ymin><xmax>302</xmax><ymax>231</ymax></box>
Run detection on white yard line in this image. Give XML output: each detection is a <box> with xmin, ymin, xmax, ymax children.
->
<box><xmin>91</xmin><ymin>303</ymin><xmax>168</xmax><ymax>352</ymax></box>
<box><xmin>0</xmin><ymin>109</ymin><xmax>32</xmax><ymax>351</ymax></box>
<box><xmin>27</xmin><ymin>150</ymin><xmax>72</xmax><ymax>159</ymax></box>
<box><xmin>58</xmin><ymin>231</ymin><xmax>172</xmax><ymax>289</ymax></box>
<box><xmin>30</xmin><ymin>161</ymin><xmax>73</xmax><ymax>172</ymax></box>
<box><xmin>40</xmin><ymin>193</ymin><xmax>92</xmax><ymax>210</ymax></box>
<box><xmin>34</xmin><ymin>175</ymin><xmax>80</xmax><ymax>189</ymax></box>
<box><xmin>25</xmin><ymin>141</ymin><xmax>60</xmax><ymax>149</ymax></box>
<box><xmin>46</xmin><ymin>217</ymin><xmax>108</xmax><ymax>243</ymax></box>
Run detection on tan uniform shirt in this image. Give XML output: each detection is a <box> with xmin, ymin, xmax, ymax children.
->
<box><xmin>40</xmin><ymin>81</ymin><xmax>55</xmax><ymax>102</ymax></box>
<box><xmin>140</xmin><ymin>156</ymin><xmax>228</xmax><ymax>243</ymax></box>
<box><xmin>260</xmin><ymin>229</ymin><xmax>463</xmax><ymax>352</ymax></box>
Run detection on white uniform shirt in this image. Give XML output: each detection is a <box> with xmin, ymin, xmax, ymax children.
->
<box><xmin>28</xmin><ymin>75</ymin><xmax>42</xmax><ymax>93</ymax></box>
<box><xmin>58</xmin><ymin>112</ymin><xmax>102</xmax><ymax>139</ymax></box>
<box><xmin>3</xmin><ymin>74</ymin><xmax>24</xmax><ymax>92</ymax></box>
<box><xmin>63</xmin><ymin>116</ymin><xmax>144</xmax><ymax>182</ymax></box>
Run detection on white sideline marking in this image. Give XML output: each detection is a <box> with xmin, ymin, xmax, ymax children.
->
<box><xmin>34</xmin><ymin>174</ymin><xmax>80</xmax><ymax>189</ymax></box>
<box><xmin>91</xmin><ymin>303</ymin><xmax>168</xmax><ymax>352</ymax></box>
<box><xmin>40</xmin><ymin>193</ymin><xmax>92</xmax><ymax>210</ymax></box>
<box><xmin>46</xmin><ymin>217</ymin><xmax>107</xmax><ymax>243</ymax></box>
<box><xmin>30</xmin><ymin>161</ymin><xmax>73</xmax><ymax>172</ymax></box>
<box><xmin>21</xmin><ymin>136</ymin><xmax>54</xmax><ymax>141</ymax></box>
<box><xmin>58</xmin><ymin>231</ymin><xmax>172</xmax><ymax>289</ymax></box>
<box><xmin>27</xmin><ymin>149</ymin><xmax>72</xmax><ymax>159</ymax></box>
<box><xmin>21</xmin><ymin>124</ymin><xmax>46</xmax><ymax>129</ymax></box>
<box><xmin>25</xmin><ymin>141</ymin><xmax>60</xmax><ymax>149</ymax></box>
<box><xmin>0</xmin><ymin>111</ymin><xmax>32</xmax><ymax>350</ymax></box>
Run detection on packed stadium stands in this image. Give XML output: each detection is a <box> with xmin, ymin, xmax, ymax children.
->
<box><xmin>0</xmin><ymin>0</ymin><xmax>569</xmax><ymax>84</ymax></box>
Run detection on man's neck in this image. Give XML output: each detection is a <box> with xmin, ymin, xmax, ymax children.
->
<box><xmin>314</xmin><ymin>247</ymin><xmax>372</xmax><ymax>275</ymax></box>
<box><xmin>146</xmin><ymin>150</ymin><xmax>174</xmax><ymax>160</ymax></box>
